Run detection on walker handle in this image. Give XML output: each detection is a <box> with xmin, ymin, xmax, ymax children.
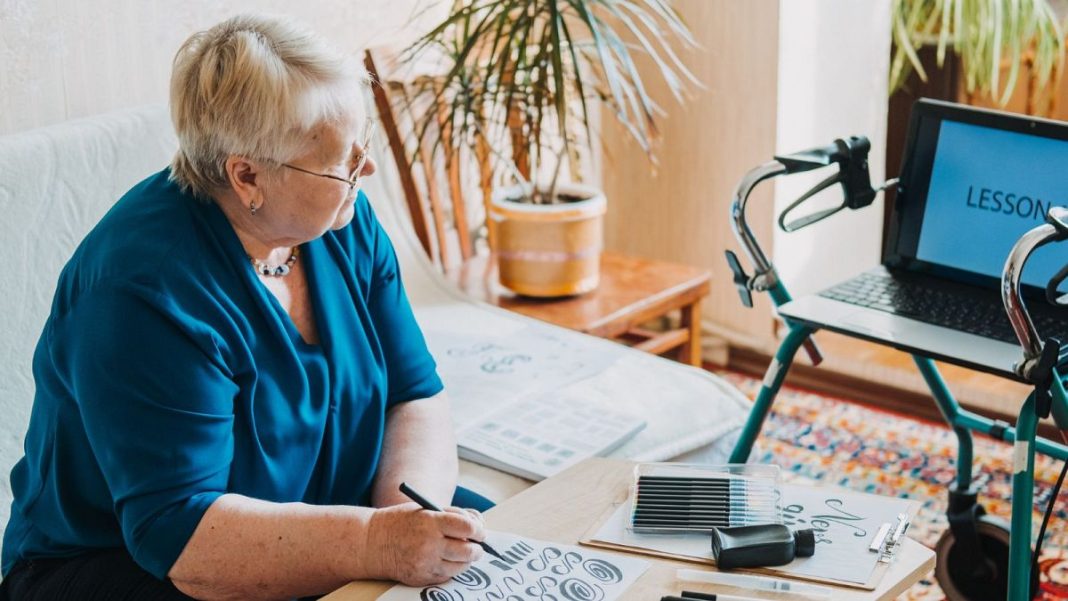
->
<box><xmin>1002</xmin><ymin>207</ymin><xmax>1068</xmax><ymax>381</ymax></box>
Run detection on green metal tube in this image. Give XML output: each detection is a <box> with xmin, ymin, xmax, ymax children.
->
<box><xmin>767</xmin><ymin>275</ymin><xmax>792</xmax><ymax>307</ymax></box>
<box><xmin>728</xmin><ymin>324</ymin><xmax>812</xmax><ymax>463</ymax></box>
<box><xmin>946</xmin><ymin>408</ymin><xmax>1068</xmax><ymax>459</ymax></box>
<box><xmin>1007</xmin><ymin>392</ymin><xmax>1038</xmax><ymax>601</ymax></box>
<box><xmin>1051</xmin><ymin>371</ymin><xmax>1068</xmax><ymax>431</ymax></box>
<box><xmin>913</xmin><ymin>356</ymin><xmax>974</xmax><ymax>489</ymax></box>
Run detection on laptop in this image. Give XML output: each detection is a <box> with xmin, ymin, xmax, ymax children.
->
<box><xmin>778</xmin><ymin>98</ymin><xmax>1068</xmax><ymax>382</ymax></box>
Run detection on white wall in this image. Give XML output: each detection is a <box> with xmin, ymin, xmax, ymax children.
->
<box><xmin>0</xmin><ymin>0</ymin><xmax>447</xmax><ymax>135</ymax></box>
<box><xmin>772</xmin><ymin>1</ymin><xmax>892</xmax><ymax>296</ymax></box>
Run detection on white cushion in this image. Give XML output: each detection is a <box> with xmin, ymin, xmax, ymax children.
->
<box><xmin>0</xmin><ymin>106</ymin><xmax>179</xmax><ymax>531</ymax></box>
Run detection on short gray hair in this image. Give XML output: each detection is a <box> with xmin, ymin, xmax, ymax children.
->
<box><xmin>169</xmin><ymin>13</ymin><xmax>366</xmax><ymax>200</ymax></box>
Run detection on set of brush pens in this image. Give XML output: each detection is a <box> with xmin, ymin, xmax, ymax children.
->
<box><xmin>629</xmin><ymin>464</ymin><xmax>782</xmax><ymax>534</ymax></box>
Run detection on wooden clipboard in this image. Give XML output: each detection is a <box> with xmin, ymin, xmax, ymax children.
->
<box><xmin>577</xmin><ymin>488</ymin><xmax>920</xmax><ymax>591</ymax></box>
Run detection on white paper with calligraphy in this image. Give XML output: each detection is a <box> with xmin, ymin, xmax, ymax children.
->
<box><xmin>423</xmin><ymin>325</ymin><xmax>622</xmax><ymax>430</ymax></box>
<box><xmin>418</xmin><ymin>319</ymin><xmax>643</xmax><ymax>481</ymax></box>
<box><xmin>378</xmin><ymin>532</ymin><xmax>649</xmax><ymax>601</ymax></box>
<box><xmin>775</xmin><ymin>483</ymin><xmax>917</xmax><ymax>584</ymax></box>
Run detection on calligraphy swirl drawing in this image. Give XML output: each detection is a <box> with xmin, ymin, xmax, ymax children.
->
<box><xmin>527</xmin><ymin>546</ymin><xmax>564</xmax><ymax>572</ymax></box>
<box><xmin>452</xmin><ymin>566</ymin><xmax>492</xmax><ymax>591</ymax></box>
<box><xmin>400</xmin><ymin>537</ymin><xmax>644</xmax><ymax>601</ymax></box>
<box><xmin>580</xmin><ymin>559</ymin><xmax>623</xmax><ymax>584</ymax></box>
<box><xmin>522</xmin><ymin>574</ymin><xmax>559</xmax><ymax>601</ymax></box>
<box><xmin>420</xmin><ymin>586</ymin><xmax>463</xmax><ymax>601</ymax></box>
<box><xmin>558</xmin><ymin>577</ymin><xmax>606</xmax><ymax>601</ymax></box>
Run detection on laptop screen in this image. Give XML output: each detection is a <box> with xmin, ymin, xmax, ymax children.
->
<box><xmin>890</xmin><ymin>100</ymin><xmax>1068</xmax><ymax>294</ymax></box>
<box><xmin>917</xmin><ymin>119</ymin><xmax>1068</xmax><ymax>290</ymax></box>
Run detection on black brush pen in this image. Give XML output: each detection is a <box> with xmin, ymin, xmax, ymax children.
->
<box><xmin>399</xmin><ymin>482</ymin><xmax>505</xmax><ymax>561</ymax></box>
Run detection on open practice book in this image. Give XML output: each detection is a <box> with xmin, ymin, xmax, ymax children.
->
<box><xmin>423</xmin><ymin>322</ymin><xmax>646</xmax><ymax>481</ymax></box>
<box><xmin>456</xmin><ymin>389</ymin><xmax>647</xmax><ymax>481</ymax></box>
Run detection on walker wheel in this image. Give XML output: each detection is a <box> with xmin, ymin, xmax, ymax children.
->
<box><xmin>934</xmin><ymin>515</ymin><xmax>1017</xmax><ymax>600</ymax></box>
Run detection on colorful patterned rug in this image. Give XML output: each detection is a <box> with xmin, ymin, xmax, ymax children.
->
<box><xmin>719</xmin><ymin>371</ymin><xmax>1068</xmax><ymax>600</ymax></box>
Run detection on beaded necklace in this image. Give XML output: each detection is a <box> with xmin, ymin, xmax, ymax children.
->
<box><xmin>248</xmin><ymin>246</ymin><xmax>300</xmax><ymax>277</ymax></box>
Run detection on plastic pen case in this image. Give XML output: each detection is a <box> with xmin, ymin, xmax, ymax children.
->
<box><xmin>628</xmin><ymin>463</ymin><xmax>783</xmax><ymax>534</ymax></box>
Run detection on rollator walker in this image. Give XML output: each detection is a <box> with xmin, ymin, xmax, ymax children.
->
<box><xmin>724</xmin><ymin>136</ymin><xmax>1068</xmax><ymax>600</ymax></box>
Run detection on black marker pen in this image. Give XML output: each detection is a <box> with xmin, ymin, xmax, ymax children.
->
<box><xmin>399</xmin><ymin>482</ymin><xmax>505</xmax><ymax>561</ymax></box>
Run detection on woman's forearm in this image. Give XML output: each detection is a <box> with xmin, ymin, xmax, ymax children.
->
<box><xmin>372</xmin><ymin>391</ymin><xmax>459</xmax><ymax>507</ymax></box>
<box><xmin>168</xmin><ymin>494</ymin><xmax>375</xmax><ymax>601</ymax></box>
<box><xmin>170</xmin><ymin>488</ymin><xmax>486</xmax><ymax>599</ymax></box>
<box><xmin>169</xmin><ymin>393</ymin><xmax>462</xmax><ymax>600</ymax></box>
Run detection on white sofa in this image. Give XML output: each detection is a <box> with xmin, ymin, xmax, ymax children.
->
<box><xmin>0</xmin><ymin>105</ymin><xmax>751</xmax><ymax>535</ymax></box>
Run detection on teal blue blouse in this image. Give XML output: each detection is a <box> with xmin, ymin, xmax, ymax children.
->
<box><xmin>1</xmin><ymin>170</ymin><xmax>443</xmax><ymax>580</ymax></box>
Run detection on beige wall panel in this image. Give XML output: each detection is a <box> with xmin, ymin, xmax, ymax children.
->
<box><xmin>600</xmin><ymin>0</ymin><xmax>780</xmax><ymax>349</ymax></box>
<box><xmin>0</xmin><ymin>0</ymin><xmax>447</xmax><ymax>135</ymax></box>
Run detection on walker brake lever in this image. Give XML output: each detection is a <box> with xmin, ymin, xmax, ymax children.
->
<box><xmin>724</xmin><ymin>250</ymin><xmax>824</xmax><ymax>365</ymax></box>
<box><xmin>778</xmin><ymin>171</ymin><xmax>850</xmax><ymax>231</ymax></box>
<box><xmin>776</xmin><ymin>136</ymin><xmax>880</xmax><ymax>233</ymax></box>
<box><xmin>1029</xmin><ymin>338</ymin><xmax>1062</xmax><ymax>418</ymax></box>
<box><xmin>724</xmin><ymin>250</ymin><xmax>754</xmax><ymax>308</ymax></box>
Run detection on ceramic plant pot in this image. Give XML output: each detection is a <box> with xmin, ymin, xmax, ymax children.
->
<box><xmin>489</xmin><ymin>182</ymin><xmax>606</xmax><ymax>298</ymax></box>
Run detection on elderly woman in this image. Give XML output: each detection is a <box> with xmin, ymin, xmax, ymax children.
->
<box><xmin>0</xmin><ymin>14</ymin><xmax>489</xmax><ymax>601</ymax></box>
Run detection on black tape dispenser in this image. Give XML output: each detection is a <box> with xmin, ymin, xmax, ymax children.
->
<box><xmin>710</xmin><ymin>524</ymin><xmax>816</xmax><ymax>569</ymax></box>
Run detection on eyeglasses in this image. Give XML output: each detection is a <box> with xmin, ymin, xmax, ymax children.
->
<box><xmin>281</xmin><ymin>121</ymin><xmax>376</xmax><ymax>194</ymax></box>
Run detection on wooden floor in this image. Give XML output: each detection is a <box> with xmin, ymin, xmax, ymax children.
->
<box><xmin>724</xmin><ymin>330</ymin><xmax>1062</xmax><ymax>438</ymax></box>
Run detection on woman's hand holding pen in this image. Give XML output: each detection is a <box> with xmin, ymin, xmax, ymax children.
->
<box><xmin>363</xmin><ymin>503</ymin><xmax>486</xmax><ymax>586</ymax></box>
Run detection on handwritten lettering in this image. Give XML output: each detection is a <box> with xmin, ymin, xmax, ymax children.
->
<box><xmin>481</xmin><ymin>354</ymin><xmax>533</xmax><ymax>374</ymax></box>
<box><xmin>782</xmin><ymin>499</ymin><xmax>867</xmax><ymax>544</ymax></box>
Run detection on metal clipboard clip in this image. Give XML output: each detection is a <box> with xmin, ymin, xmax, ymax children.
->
<box><xmin>869</xmin><ymin>513</ymin><xmax>911</xmax><ymax>563</ymax></box>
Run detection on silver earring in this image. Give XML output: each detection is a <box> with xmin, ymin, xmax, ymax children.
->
<box><xmin>249</xmin><ymin>201</ymin><xmax>259</xmax><ymax>216</ymax></box>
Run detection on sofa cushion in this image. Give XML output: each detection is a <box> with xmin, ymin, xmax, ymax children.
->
<box><xmin>0</xmin><ymin>106</ymin><xmax>179</xmax><ymax>532</ymax></box>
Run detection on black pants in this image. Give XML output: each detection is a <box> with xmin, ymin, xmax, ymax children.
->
<box><xmin>0</xmin><ymin>486</ymin><xmax>495</xmax><ymax>600</ymax></box>
<box><xmin>0</xmin><ymin>548</ymin><xmax>194</xmax><ymax>601</ymax></box>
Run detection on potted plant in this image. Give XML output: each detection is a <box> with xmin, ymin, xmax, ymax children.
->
<box><xmin>889</xmin><ymin>0</ymin><xmax>1065</xmax><ymax>110</ymax></box>
<box><xmin>403</xmin><ymin>0</ymin><xmax>698</xmax><ymax>297</ymax></box>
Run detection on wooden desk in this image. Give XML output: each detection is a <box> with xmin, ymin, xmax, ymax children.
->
<box><xmin>323</xmin><ymin>458</ymin><xmax>934</xmax><ymax>601</ymax></box>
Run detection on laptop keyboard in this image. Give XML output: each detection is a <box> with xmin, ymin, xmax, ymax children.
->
<box><xmin>819</xmin><ymin>270</ymin><xmax>1068</xmax><ymax>345</ymax></box>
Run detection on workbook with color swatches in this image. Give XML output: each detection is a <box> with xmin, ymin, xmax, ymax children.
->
<box><xmin>457</xmin><ymin>388</ymin><xmax>646</xmax><ymax>481</ymax></box>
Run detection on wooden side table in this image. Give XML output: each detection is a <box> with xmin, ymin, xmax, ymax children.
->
<box><xmin>448</xmin><ymin>252</ymin><xmax>712</xmax><ymax>367</ymax></box>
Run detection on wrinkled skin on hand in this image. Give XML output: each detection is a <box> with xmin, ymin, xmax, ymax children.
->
<box><xmin>365</xmin><ymin>503</ymin><xmax>486</xmax><ymax>586</ymax></box>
